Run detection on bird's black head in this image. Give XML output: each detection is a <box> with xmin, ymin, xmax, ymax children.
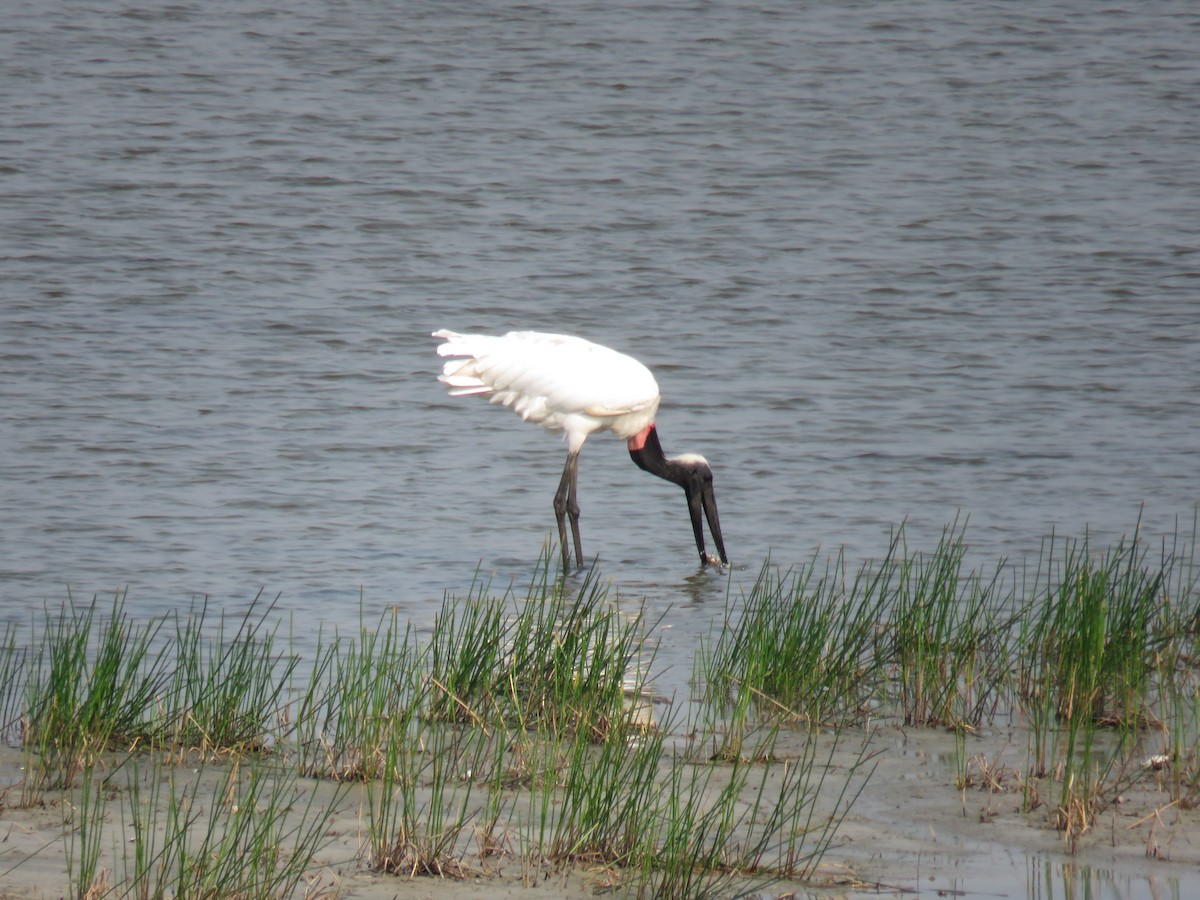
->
<box><xmin>673</xmin><ymin>454</ymin><xmax>728</xmax><ymax>568</ymax></box>
<box><xmin>629</xmin><ymin>425</ymin><xmax>728</xmax><ymax>567</ymax></box>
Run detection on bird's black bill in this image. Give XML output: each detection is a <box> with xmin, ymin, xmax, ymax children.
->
<box><xmin>687</xmin><ymin>483</ymin><xmax>728</xmax><ymax>568</ymax></box>
<box><xmin>703</xmin><ymin>484</ymin><xmax>728</xmax><ymax>565</ymax></box>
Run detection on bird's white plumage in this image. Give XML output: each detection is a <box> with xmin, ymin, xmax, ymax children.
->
<box><xmin>434</xmin><ymin>330</ymin><xmax>660</xmax><ymax>452</ymax></box>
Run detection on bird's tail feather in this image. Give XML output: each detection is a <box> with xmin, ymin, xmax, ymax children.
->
<box><xmin>434</xmin><ymin>330</ymin><xmax>498</xmax><ymax>396</ymax></box>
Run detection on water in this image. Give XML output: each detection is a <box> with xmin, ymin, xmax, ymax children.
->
<box><xmin>3</xmin><ymin>2</ymin><xmax>1198</xmax><ymax>641</ymax></box>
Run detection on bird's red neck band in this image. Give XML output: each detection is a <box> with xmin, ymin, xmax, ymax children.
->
<box><xmin>627</xmin><ymin>424</ymin><xmax>656</xmax><ymax>452</ymax></box>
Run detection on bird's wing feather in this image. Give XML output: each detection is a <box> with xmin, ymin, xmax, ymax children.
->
<box><xmin>434</xmin><ymin>331</ymin><xmax>659</xmax><ymax>436</ymax></box>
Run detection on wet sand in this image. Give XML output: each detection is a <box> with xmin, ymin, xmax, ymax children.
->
<box><xmin>1</xmin><ymin>725</ymin><xmax>1196</xmax><ymax>898</ymax></box>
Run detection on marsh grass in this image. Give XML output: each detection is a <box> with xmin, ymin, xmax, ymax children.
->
<box><xmin>0</xmin><ymin>623</ymin><xmax>26</xmax><ymax>744</ymax></box>
<box><xmin>7</xmin><ymin>518</ymin><xmax>1199</xmax><ymax>895</ymax></box>
<box><xmin>354</xmin><ymin>559</ymin><xmax>877</xmax><ymax>896</ymax></box>
<box><xmin>426</xmin><ymin>561</ymin><xmax>654</xmax><ymax>742</ymax></box>
<box><xmin>704</xmin><ymin>552</ymin><xmax>891</xmax><ymax>726</ymax></box>
<box><xmin>118</xmin><ymin>755</ymin><xmax>345</xmax><ymax>899</ymax></box>
<box><xmin>365</xmin><ymin>722</ymin><xmax>483</xmax><ymax>878</ymax></box>
<box><xmin>64</xmin><ymin>763</ymin><xmax>111</xmax><ymax>899</ymax></box>
<box><xmin>1014</xmin><ymin>529</ymin><xmax>1180</xmax><ymax>839</ymax></box>
<box><xmin>166</xmin><ymin>593</ymin><xmax>298</xmax><ymax>754</ymax></box>
<box><xmin>702</xmin><ymin>519</ymin><xmax>1199</xmax><ymax>844</ymax></box>
<box><xmin>702</xmin><ymin>667</ymin><xmax>776</xmax><ymax>764</ymax></box>
<box><xmin>1018</xmin><ymin>532</ymin><xmax>1161</xmax><ymax>731</ymax></box>
<box><xmin>642</xmin><ymin>727</ymin><xmax>874</xmax><ymax>899</ymax></box>
<box><xmin>9</xmin><ymin>592</ymin><xmax>307</xmax><ymax>804</ymax></box>
<box><xmin>293</xmin><ymin>608</ymin><xmax>424</xmax><ymax>781</ymax></box>
<box><xmin>542</xmin><ymin>713</ymin><xmax>666</xmax><ymax>867</ymax></box>
<box><xmin>886</xmin><ymin>523</ymin><xmax>1017</xmax><ymax>728</ymax></box>
<box><xmin>21</xmin><ymin>594</ymin><xmax>170</xmax><ymax>797</ymax></box>
<box><xmin>48</xmin><ymin>749</ymin><xmax>346</xmax><ymax>899</ymax></box>
<box><xmin>1154</xmin><ymin>625</ymin><xmax>1200</xmax><ymax>809</ymax></box>
<box><xmin>703</xmin><ymin>524</ymin><xmax>1017</xmax><ymax>730</ymax></box>
<box><xmin>1145</xmin><ymin>526</ymin><xmax>1200</xmax><ymax>808</ymax></box>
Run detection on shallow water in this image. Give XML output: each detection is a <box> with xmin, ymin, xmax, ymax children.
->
<box><xmin>2</xmin><ymin>1</ymin><xmax>1198</xmax><ymax>660</ymax></box>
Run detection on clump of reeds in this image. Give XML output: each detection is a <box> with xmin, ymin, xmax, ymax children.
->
<box><xmin>63</xmin><ymin>762</ymin><xmax>110</xmax><ymax>898</ymax></box>
<box><xmin>1015</xmin><ymin>524</ymin><xmax>1199</xmax><ymax>842</ymax></box>
<box><xmin>164</xmin><ymin>593</ymin><xmax>298</xmax><ymax>755</ymax></box>
<box><xmin>365</xmin><ymin>727</ymin><xmax>483</xmax><ymax>878</ymax></box>
<box><xmin>19</xmin><ymin>593</ymin><xmax>170</xmax><ymax>797</ymax></box>
<box><xmin>538</xmin><ymin>708</ymin><xmax>667</xmax><ymax>868</ymax></box>
<box><xmin>1150</xmin><ymin>526</ymin><xmax>1200</xmax><ymax>809</ymax></box>
<box><xmin>640</xmin><ymin>726</ymin><xmax>874</xmax><ymax>898</ymax></box>
<box><xmin>885</xmin><ymin>521</ymin><xmax>1016</xmax><ymax>729</ymax></box>
<box><xmin>699</xmin><ymin>516</ymin><xmax>1199</xmax><ymax>847</ymax></box>
<box><xmin>702</xmin><ymin>551</ymin><xmax>891</xmax><ymax>727</ymax></box>
<box><xmin>424</xmin><ymin>563</ymin><xmax>652</xmax><ymax>741</ymax></box>
<box><xmin>292</xmin><ymin>606</ymin><xmax>424</xmax><ymax>781</ymax></box>
<box><xmin>52</xmin><ymin>750</ymin><xmax>345</xmax><ymax>899</ymax></box>
<box><xmin>1018</xmin><ymin>531</ymin><xmax>1161</xmax><ymax>734</ymax></box>
<box><xmin>702</xmin><ymin>521</ymin><xmax>1016</xmax><ymax>730</ymax></box>
<box><xmin>355</xmin><ymin>556</ymin><xmax>874</xmax><ymax>895</ymax></box>
<box><xmin>119</xmin><ymin>755</ymin><xmax>343</xmax><ymax>898</ymax></box>
<box><xmin>7</xmin><ymin>591</ymin><xmax>304</xmax><ymax>803</ymax></box>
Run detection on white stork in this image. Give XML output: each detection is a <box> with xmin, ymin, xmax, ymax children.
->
<box><xmin>433</xmin><ymin>329</ymin><xmax>728</xmax><ymax>571</ymax></box>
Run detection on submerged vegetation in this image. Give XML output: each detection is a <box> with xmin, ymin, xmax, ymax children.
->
<box><xmin>1</xmin><ymin>519</ymin><xmax>1198</xmax><ymax>894</ymax></box>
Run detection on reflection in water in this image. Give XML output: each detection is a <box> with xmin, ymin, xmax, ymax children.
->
<box><xmin>914</xmin><ymin>857</ymin><xmax>1187</xmax><ymax>900</ymax></box>
<box><xmin>681</xmin><ymin>567</ymin><xmax>734</xmax><ymax>609</ymax></box>
<box><xmin>1028</xmin><ymin>856</ymin><xmax>1183</xmax><ymax>900</ymax></box>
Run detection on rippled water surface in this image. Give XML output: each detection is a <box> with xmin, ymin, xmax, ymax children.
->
<box><xmin>3</xmin><ymin>2</ymin><xmax>1198</xmax><ymax>650</ymax></box>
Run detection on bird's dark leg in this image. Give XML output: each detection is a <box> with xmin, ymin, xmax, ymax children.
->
<box><xmin>553</xmin><ymin>451</ymin><xmax>583</xmax><ymax>571</ymax></box>
<box><xmin>567</xmin><ymin>455</ymin><xmax>584</xmax><ymax>567</ymax></box>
